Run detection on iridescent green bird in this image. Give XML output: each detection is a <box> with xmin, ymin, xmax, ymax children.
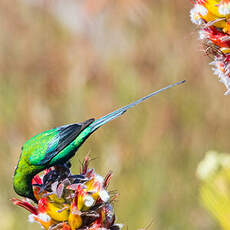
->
<box><xmin>13</xmin><ymin>80</ymin><xmax>185</xmax><ymax>202</ymax></box>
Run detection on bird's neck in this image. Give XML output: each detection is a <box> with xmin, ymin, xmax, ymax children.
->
<box><xmin>13</xmin><ymin>164</ymin><xmax>37</xmax><ymax>202</ymax></box>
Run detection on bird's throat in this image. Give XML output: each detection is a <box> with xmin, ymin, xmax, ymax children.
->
<box><xmin>13</xmin><ymin>166</ymin><xmax>37</xmax><ymax>202</ymax></box>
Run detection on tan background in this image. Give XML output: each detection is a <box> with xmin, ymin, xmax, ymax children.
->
<box><xmin>0</xmin><ymin>0</ymin><xmax>227</xmax><ymax>229</ymax></box>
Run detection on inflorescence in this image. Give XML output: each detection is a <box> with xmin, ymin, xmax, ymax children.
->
<box><xmin>12</xmin><ymin>157</ymin><xmax>123</xmax><ymax>230</ymax></box>
<box><xmin>190</xmin><ymin>0</ymin><xmax>230</xmax><ymax>94</ymax></box>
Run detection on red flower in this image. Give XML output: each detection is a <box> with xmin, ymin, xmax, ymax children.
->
<box><xmin>11</xmin><ymin>198</ymin><xmax>38</xmax><ymax>215</ymax></box>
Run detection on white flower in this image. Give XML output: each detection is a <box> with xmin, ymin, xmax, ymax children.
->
<box><xmin>197</xmin><ymin>151</ymin><xmax>220</xmax><ymax>180</ymax></box>
<box><xmin>199</xmin><ymin>30</ymin><xmax>209</xmax><ymax>40</ymax></box>
<box><xmin>219</xmin><ymin>153</ymin><xmax>230</xmax><ymax>168</ymax></box>
<box><xmin>219</xmin><ymin>2</ymin><xmax>230</xmax><ymax>15</ymax></box>
<box><xmin>197</xmin><ymin>151</ymin><xmax>230</xmax><ymax>180</ymax></box>
<box><xmin>210</xmin><ymin>58</ymin><xmax>230</xmax><ymax>95</ymax></box>
<box><xmin>190</xmin><ymin>4</ymin><xmax>208</xmax><ymax>25</ymax></box>
<box><xmin>28</xmin><ymin>213</ymin><xmax>51</xmax><ymax>229</ymax></box>
<box><xmin>84</xmin><ymin>195</ymin><xmax>95</xmax><ymax>207</ymax></box>
<box><xmin>99</xmin><ymin>189</ymin><xmax>110</xmax><ymax>202</ymax></box>
<box><xmin>94</xmin><ymin>174</ymin><xmax>104</xmax><ymax>184</ymax></box>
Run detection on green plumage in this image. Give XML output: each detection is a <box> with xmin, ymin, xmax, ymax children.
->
<box><xmin>13</xmin><ymin>80</ymin><xmax>185</xmax><ymax>202</ymax></box>
<box><xmin>13</xmin><ymin>121</ymin><xmax>94</xmax><ymax>202</ymax></box>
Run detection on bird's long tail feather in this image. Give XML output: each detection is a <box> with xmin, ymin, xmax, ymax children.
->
<box><xmin>89</xmin><ymin>80</ymin><xmax>185</xmax><ymax>132</ymax></box>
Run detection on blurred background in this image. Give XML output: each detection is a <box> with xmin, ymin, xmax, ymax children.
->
<box><xmin>0</xmin><ymin>0</ymin><xmax>229</xmax><ymax>229</ymax></box>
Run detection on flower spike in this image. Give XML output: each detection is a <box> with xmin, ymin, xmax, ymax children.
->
<box><xmin>12</xmin><ymin>156</ymin><xmax>123</xmax><ymax>230</ymax></box>
<box><xmin>190</xmin><ymin>0</ymin><xmax>230</xmax><ymax>94</ymax></box>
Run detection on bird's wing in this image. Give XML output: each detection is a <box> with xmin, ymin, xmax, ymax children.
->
<box><xmin>28</xmin><ymin>119</ymin><xmax>94</xmax><ymax>166</ymax></box>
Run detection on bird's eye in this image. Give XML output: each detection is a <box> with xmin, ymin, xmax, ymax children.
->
<box><xmin>21</xmin><ymin>146</ymin><xmax>24</xmax><ymax>151</ymax></box>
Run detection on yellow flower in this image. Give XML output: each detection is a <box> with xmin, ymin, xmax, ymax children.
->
<box><xmin>204</xmin><ymin>0</ymin><xmax>225</xmax><ymax>17</ymax></box>
<box><xmin>38</xmin><ymin>197</ymin><xmax>69</xmax><ymax>222</ymax></box>
<box><xmin>68</xmin><ymin>198</ymin><xmax>82</xmax><ymax>230</ymax></box>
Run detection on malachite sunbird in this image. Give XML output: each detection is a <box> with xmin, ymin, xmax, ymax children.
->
<box><xmin>13</xmin><ymin>80</ymin><xmax>185</xmax><ymax>202</ymax></box>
